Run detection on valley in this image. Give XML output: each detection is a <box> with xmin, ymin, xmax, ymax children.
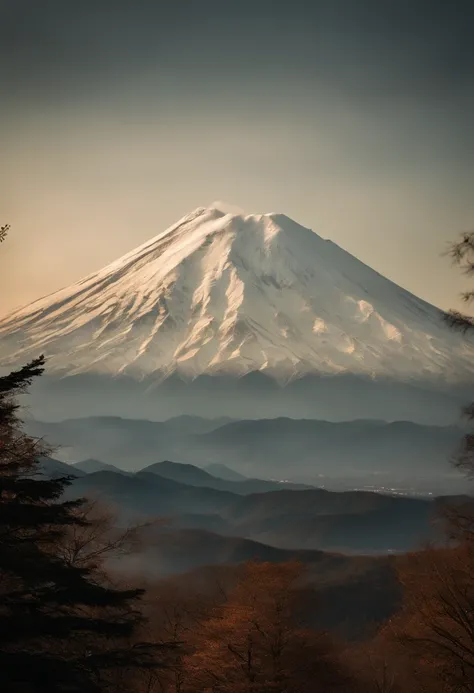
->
<box><xmin>37</xmin><ymin>454</ymin><xmax>452</xmax><ymax>557</ymax></box>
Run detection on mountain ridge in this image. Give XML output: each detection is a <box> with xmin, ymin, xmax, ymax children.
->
<box><xmin>64</xmin><ymin>467</ymin><xmax>445</xmax><ymax>554</ymax></box>
<box><xmin>26</xmin><ymin>415</ymin><xmax>465</xmax><ymax>494</ymax></box>
<box><xmin>141</xmin><ymin>459</ymin><xmax>313</xmax><ymax>494</ymax></box>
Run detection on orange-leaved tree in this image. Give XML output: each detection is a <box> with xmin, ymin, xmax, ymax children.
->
<box><xmin>184</xmin><ymin>560</ymin><xmax>351</xmax><ymax>693</ymax></box>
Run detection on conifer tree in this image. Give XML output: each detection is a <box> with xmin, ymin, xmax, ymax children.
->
<box><xmin>0</xmin><ymin>307</ymin><xmax>170</xmax><ymax>688</ymax></box>
<box><xmin>0</xmin><ymin>223</ymin><xmax>9</xmax><ymax>243</ymax></box>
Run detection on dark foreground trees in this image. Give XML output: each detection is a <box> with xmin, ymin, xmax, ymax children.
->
<box><xmin>0</xmin><ymin>357</ymin><xmax>171</xmax><ymax>692</ymax></box>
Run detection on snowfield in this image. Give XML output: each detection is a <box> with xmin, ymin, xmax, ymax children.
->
<box><xmin>1</xmin><ymin>205</ymin><xmax>473</xmax><ymax>383</ymax></box>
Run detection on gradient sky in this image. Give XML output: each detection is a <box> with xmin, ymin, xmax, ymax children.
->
<box><xmin>1</xmin><ymin>0</ymin><xmax>473</xmax><ymax>316</ymax></box>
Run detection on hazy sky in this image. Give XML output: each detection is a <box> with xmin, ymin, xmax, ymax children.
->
<box><xmin>1</xmin><ymin>0</ymin><xmax>473</xmax><ymax>315</ymax></box>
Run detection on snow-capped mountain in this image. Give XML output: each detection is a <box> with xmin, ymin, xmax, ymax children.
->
<box><xmin>0</xmin><ymin>205</ymin><xmax>472</xmax><ymax>383</ymax></box>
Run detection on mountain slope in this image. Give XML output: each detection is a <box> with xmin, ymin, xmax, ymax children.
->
<box><xmin>205</xmin><ymin>463</ymin><xmax>248</xmax><ymax>482</ymax></box>
<box><xmin>142</xmin><ymin>459</ymin><xmax>313</xmax><ymax>494</ymax></box>
<box><xmin>66</xmin><ymin>470</ymin><xmax>238</xmax><ymax>521</ymax></box>
<box><xmin>73</xmin><ymin>458</ymin><xmax>125</xmax><ymax>474</ymax></box>
<box><xmin>1</xmin><ymin>205</ymin><xmax>473</xmax><ymax>383</ymax></box>
<box><xmin>64</xmin><ymin>469</ymin><xmax>440</xmax><ymax>553</ymax></box>
<box><xmin>223</xmin><ymin>488</ymin><xmax>436</xmax><ymax>552</ymax></box>
<box><xmin>187</xmin><ymin>417</ymin><xmax>462</xmax><ymax>481</ymax></box>
<box><xmin>37</xmin><ymin>456</ymin><xmax>86</xmax><ymax>478</ymax></box>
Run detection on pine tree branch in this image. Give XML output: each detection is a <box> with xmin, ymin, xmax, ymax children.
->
<box><xmin>0</xmin><ymin>224</ymin><xmax>9</xmax><ymax>243</ymax></box>
<box><xmin>444</xmin><ymin>310</ymin><xmax>474</xmax><ymax>333</ymax></box>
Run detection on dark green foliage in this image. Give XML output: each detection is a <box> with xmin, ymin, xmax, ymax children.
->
<box><xmin>0</xmin><ymin>358</ymin><xmax>170</xmax><ymax>692</ymax></box>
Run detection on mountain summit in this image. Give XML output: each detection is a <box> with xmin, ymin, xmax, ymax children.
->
<box><xmin>0</xmin><ymin>206</ymin><xmax>472</xmax><ymax>382</ymax></box>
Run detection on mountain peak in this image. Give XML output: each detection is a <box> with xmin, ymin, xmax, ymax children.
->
<box><xmin>181</xmin><ymin>205</ymin><xmax>315</xmax><ymax>237</ymax></box>
<box><xmin>0</xmin><ymin>207</ymin><xmax>473</xmax><ymax>383</ymax></box>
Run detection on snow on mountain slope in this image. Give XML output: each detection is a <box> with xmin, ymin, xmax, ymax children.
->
<box><xmin>0</xmin><ymin>205</ymin><xmax>473</xmax><ymax>382</ymax></box>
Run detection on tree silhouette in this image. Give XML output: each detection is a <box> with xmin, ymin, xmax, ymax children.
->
<box><xmin>385</xmin><ymin>232</ymin><xmax>474</xmax><ymax>693</ymax></box>
<box><xmin>443</xmin><ymin>233</ymin><xmax>474</xmax><ymax>481</ymax></box>
<box><xmin>445</xmin><ymin>232</ymin><xmax>474</xmax><ymax>334</ymax></box>
<box><xmin>0</xmin><ymin>223</ymin><xmax>9</xmax><ymax>243</ymax></box>
<box><xmin>0</xmin><ymin>357</ymin><xmax>172</xmax><ymax>691</ymax></box>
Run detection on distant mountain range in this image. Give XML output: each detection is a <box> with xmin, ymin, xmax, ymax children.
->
<box><xmin>58</xmin><ymin>461</ymin><xmax>449</xmax><ymax>555</ymax></box>
<box><xmin>26</xmin><ymin>414</ymin><xmax>464</xmax><ymax>492</ymax></box>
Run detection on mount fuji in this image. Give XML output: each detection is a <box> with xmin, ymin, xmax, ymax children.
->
<box><xmin>1</xmin><ymin>205</ymin><xmax>473</xmax><ymax>423</ymax></box>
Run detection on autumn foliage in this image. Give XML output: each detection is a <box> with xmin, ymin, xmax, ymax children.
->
<box><xmin>183</xmin><ymin>561</ymin><xmax>349</xmax><ymax>692</ymax></box>
<box><xmin>130</xmin><ymin>561</ymin><xmax>353</xmax><ymax>693</ymax></box>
